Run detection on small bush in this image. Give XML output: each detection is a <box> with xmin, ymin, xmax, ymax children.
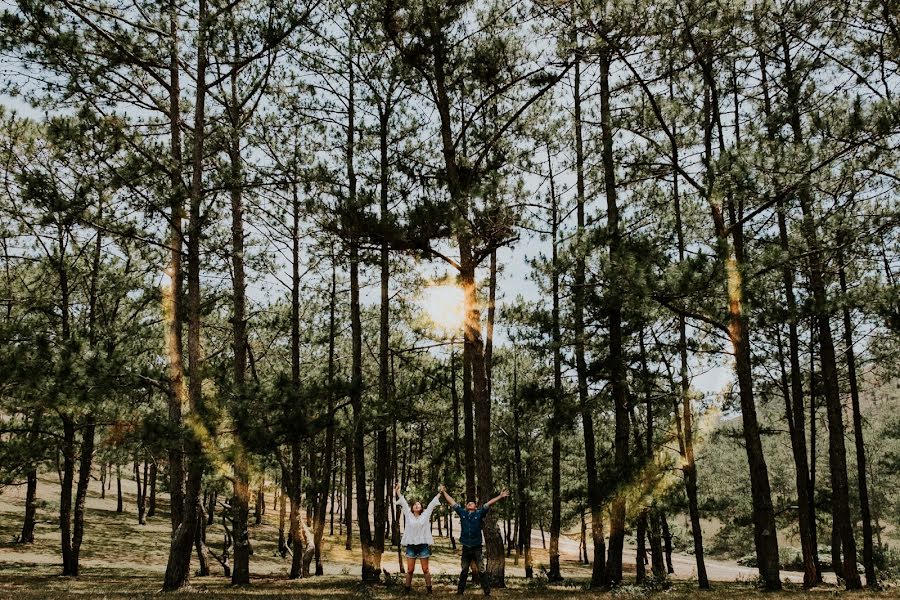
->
<box><xmin>526</xmin><ymin>572</ymin><xmax>549</xmax><ymax>590</ymax></box>
<box><xmin>640</xmin><ymin>573</ymin><xmax>670</xmax><ymax>592</ymax></box>
<box><xmin>610</xmin><ymin>584</ymin><xmax>648</xmax><ymax>599</ymax></box>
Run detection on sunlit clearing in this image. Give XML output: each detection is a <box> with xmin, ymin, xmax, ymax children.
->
<box><xmin>421</xmin><ymin>284</ymin><xmax>466</xmax><ymax>333</ymax></box>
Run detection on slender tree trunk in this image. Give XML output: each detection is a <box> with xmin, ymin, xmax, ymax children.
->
<box><xmin>135</xmin><ymin>457</ymin><xmax>146</xmax><ymax>525</ymax></box>
<box><xmin>668</xmin><ymin>78</ymin><xmax>708</xmax><ymax>587</ymax></box>
<box><xmin>572</xmin><ymin>38</ymin><xmax>605</xmax><ymax>589</ymax></box>
<box><xmin>19</xmin><ymin>412</ymin><xmax>41</xmax><ymax>544</ymax></box>
<box><xmin>698</xmin><ymin>60</ymin><xmax>780</xmax><ymax>589</ymax></box>
<box><xmin>779</xmin><ymin>30</ymin><xmax>858</xmax><ymax>589</ymax></box>
<box><xmin>597</xmin><ymin>48</ymin><xmax>629</xmax><ymax>588</ymax></box>
<box><xmin>840</xmin><ymin>255</ymin><xmax>876</xmax><ymax>587</ymax></box>
<box><xmin>227</xmin><ymin>31</ymin><xmax>251</xmax><ymax>585</ymax></box>
<box><xmin>636</xmin><ymin>514</ymin><xmax>647</xmax><ymax>584</ymax></box>
<box><xmin>194</xmin><ymin>504</ymin><xmax>210</xmax><ymax>576</ymax></box>
<box><xmin>547</xmin><ymin>141</ymin><xmax>563</xmax><ymax>583</ymax></box>
<box><xmin>648</xmin><ymin>509</ymin><xmax>665</xmax><ymax>579</ymax></box>
<box><xmin>116</xmin><ymin>465</ymin><xmax>123</xmax><ymax>513</ymax></box>
<box><xmin>59</xmin><ymin>416</ymin><xmax>76</xmax><ymax>576</ymax></box>
<box><xmin>485</xmin><ymin>250</ymin><xmax>497</xmax><ymax>402</ymax></box>
<box><xmin>343</xmin><ymin>38</ymin><xmax>375</xmax><ymax>581</ymax></box>
<box><xmin>460</xmin><ymin>246</ymin><xmax>504</xmax><ymax>586</ymax></box>
<box><xmin>760</xmin><ymin>50</ymin><xmax>820</xmax><ymax>586</ymax></box>
<box><xmin>450</xmin><ymin>347</ymin><xmax>461</xmax><ymax>473</ymax></box>
<box><xmin>330</xmin><ymin>462</ymin><xmax>337</xmax><ymax>536</ymax></box>
<box><xmin>427</xmin><ymin>23</ymin><xmax>504</xmax><ymax>586</ymax></box>
<box><xmin>164</xmin><ymin>0</ymin><xmax>186</xmax><ymax>534</ymax></box>
<box><xmin>278</xmin><ymin>485</ymin><xmax>288</xmax><ymax>557</ymax></box>
<box><xmin>462</xmin><ymin>347</ymin><xmax>477</xmax><ymax>501</ymax></box>
<box><xmin>207</xmin><ymin>490</ymin><xmax>216</xmax><ymax>526</ymax></box>
<box><xmin>163</xmin><ymin>0</ymin><xmax>207</xmax><ymax>586</ymax></box>
<box><xmin>660</xmin><ymin>512</ymin><xmax>674</xmax><ymax>574</ymax></box>
<box><xmin>148</xmin><ymin>461</ymin><xmax>158</xmax><ymax>518</ymax></box>
<box><xmin>513</xmin><ymin>353</ymin><xmax>524</xmax><ymax>572</ymax></box>
<box><xmin>289</xmin><ymin>444</ymin><xmax>303</xmax><ymax>579</ymax></box>
<box><xmin>372</xmin><ymin>101</ymin><xmax>393</xmax><ymax>580</ymax></box>
<box><xmin>344</xmin><ymin>430</ymin><xmax>353</xmax><ymax>550</ymax></box>
<box><xmin>636</xmin><ymin>338</ymin><xmax>667</xmax><ymax>584</ymax></box>
<box><xmin>314</xmin><ymin>254</ymin><xmax>338</xmax><ymax>576</ymax></box>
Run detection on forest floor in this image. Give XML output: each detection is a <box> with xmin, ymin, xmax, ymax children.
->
<box><xmin>0</xmin><ymin>476</ymin><xmax>886</xmax><ymax>599</ymax></box>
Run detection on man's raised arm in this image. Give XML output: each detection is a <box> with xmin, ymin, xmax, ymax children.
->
<box><xmin>439</xmin><ymin>484</ymin><xmax>456</xmax><ymax>506</ymax></box>
<box><xmin>485</xmin><ymin>489</ymin><xmax>510</xmax><ymax>508</ymax></box>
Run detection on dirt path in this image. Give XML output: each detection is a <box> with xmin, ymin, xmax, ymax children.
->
<box><xmin>543</xmin><ymin>530</ymin><xmax>836</xmax><ymax>585</ymax></box>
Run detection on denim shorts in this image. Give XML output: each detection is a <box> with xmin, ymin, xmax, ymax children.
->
<box><xmin>405</xmin><ymin>543</ymin><xmax>432</xmax><ymax>558</ymax></box>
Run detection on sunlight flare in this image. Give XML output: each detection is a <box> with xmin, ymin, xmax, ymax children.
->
<box><xmin>421</xmin><ymin>283</ymin><xmax>466</xmax><ymax>333</ymax></box>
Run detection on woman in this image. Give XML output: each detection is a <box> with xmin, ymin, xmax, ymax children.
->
<box><xmin>394</xmin><ymin>481</ymin><xmax>441</xmax><ymax>594</ymax></box>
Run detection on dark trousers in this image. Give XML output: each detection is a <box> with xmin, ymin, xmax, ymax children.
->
<box><xmin>458</xmin><ymin>544</ymin><xmax>490</xmax><ymax>595</ymax></box>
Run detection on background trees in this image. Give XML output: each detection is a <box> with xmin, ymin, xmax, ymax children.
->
<box><xmin>0</xmin><ymin>0</ymin><xmax>898</xmax><ymax>593</ymax></box>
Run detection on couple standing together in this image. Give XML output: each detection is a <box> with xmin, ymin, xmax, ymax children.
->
<box><xmin>393</xmin><ymin>482</ymin><xmax>510</xmax><ymax>595</ymax></box>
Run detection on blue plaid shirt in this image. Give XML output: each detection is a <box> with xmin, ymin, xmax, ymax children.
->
<box><xmin>453</xmin><ymin>503</ymin><xmax>489</xmax><ymax>546</ymax></box>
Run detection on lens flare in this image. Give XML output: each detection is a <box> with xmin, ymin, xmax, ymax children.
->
<box><xmin>421</xmin><ymin>284</ymin><xmax>466</xmax><ymax>332</ymax></box>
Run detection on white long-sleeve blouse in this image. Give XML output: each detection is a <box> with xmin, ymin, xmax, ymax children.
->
<box><xmin>395</xmin><ymin>493</ymin><xmax>441</xmax><ymax>546</ymax></box>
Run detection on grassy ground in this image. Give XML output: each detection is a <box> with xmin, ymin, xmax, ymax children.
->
<box><xmin>0</xmin><ymin>476</ymin><xmax>894</xmax><ymax>599</ymax></box>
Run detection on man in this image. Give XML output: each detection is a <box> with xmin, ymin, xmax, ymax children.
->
<box><xmin>439</xmin><ymin>484</ymin><xmax>510</xmax><ymax>596</ymax></box>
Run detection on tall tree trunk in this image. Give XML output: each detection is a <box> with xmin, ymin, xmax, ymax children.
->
<box><xmin>667</xmin><ymin>69</ymin><xmax>709</xmax><ymax>587</ymax></box>
<box><xmin>427</xmin><ymin>22</ymin><xmax>502</xmax><ymax>586</ymax></box>
<box><xmin>598</xmin><ymin>49</ymin><xmax>629</xmax><ymax>587</ymax></box>
<box><xmin>636</xmin><ymin>336</ymin><xmax>667</xmax><ymax>583</ymax></box>
<box><xmin>547</xmin><ymin>142</ymin><xmax>563</xmax><ymax>583</ymax></box>
<box><xmin>289</xmin><ymin>444</ymin><xmax>303</xmax><ymax>579</ymax></box>
<box><xmin>513</xmin><ymin>353</ymin><xmax>525</xmax><ymax>572</ymax></box>
<box><xmin>19</xmin><ymin>412</ymin><xmax>41</xmax><ymax>544</ymax></box>
<box><xmin>343</xmin><ymin>36</ymin><xmax>375</xmax><ymax>581</ymax></box>
<box><xmin>372</xmin><ymin>101</ymin><xmax>393</xmax><ymax>581</ymax></box>
<box><xmin>462</xmin><ymin>347</ymin><xmax>476</xmax><ymax>501</ymax></box>
<box><xmin>287</xmin><ymin>167</ymin><xmax>303</xmax><ymax>581</ymax></box>
<box><xmin>484</xmin><ymin>249</ymin><xmax>497</xmax><ymax>402</ymax></box>
<box><xmin>450</xmin><ymin>347</ymin><xmax>461</xmax><ymax>473</ymax></box>
<box><xmin>344</xmin><ymin>429</ymin><xmax>353</xmax><ymax>550</ymax></box>
<box><xmin>163</xmin><ymin>0</ymin><xmax>207</xmax><ymax>586</ymax></box>
<box><xmin>164</xmin><ymin>0</ymin><xmax>186</xmax><ymax>534</ymax></box>
<box><xmin>59</xmin><ymin>416</ymin><xmax>76</xmax><ymax>576</ymax></box>
<box><xmin>780</xmin><ymin>30</ymin><xmax>859</xmax><ymax>590</ymax></box>
<box><xmin>839</xmin><ymin>254</ymin><xmax>877</xmax><ymax>587</ymax></box>
<box><xmin>697</xmin><ymin>57</ymin><xmax>780</xmax><ymax>589</ymax></box>
<box><xmin>572</xmin><ymin>37</ymin><xmax>606</xmax><ymax>589</ymax></box>
<box><xmin>314</xmin><ymin>253</ymin><xmax>338</xmax><ymax>576</ymax></box>
<box><xmin>227</xmin><ymin>35</ymin><xmax>251</xmax><ymax>584</ymax></box>
<box><xmin>460</xmin><ymin>246</ymin><xmax>504</xmax><ymax>586</ymax></box>
<box><xmin>760</xmin><ymin>49</ymin><xmax>820</xmax><ymax>586</ymax></box>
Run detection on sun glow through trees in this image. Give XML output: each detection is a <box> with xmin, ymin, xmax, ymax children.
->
<box><xmin>421</xmin><ymin>283</ymin><xmax>466</xmax><ymax>333</ymax></box>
